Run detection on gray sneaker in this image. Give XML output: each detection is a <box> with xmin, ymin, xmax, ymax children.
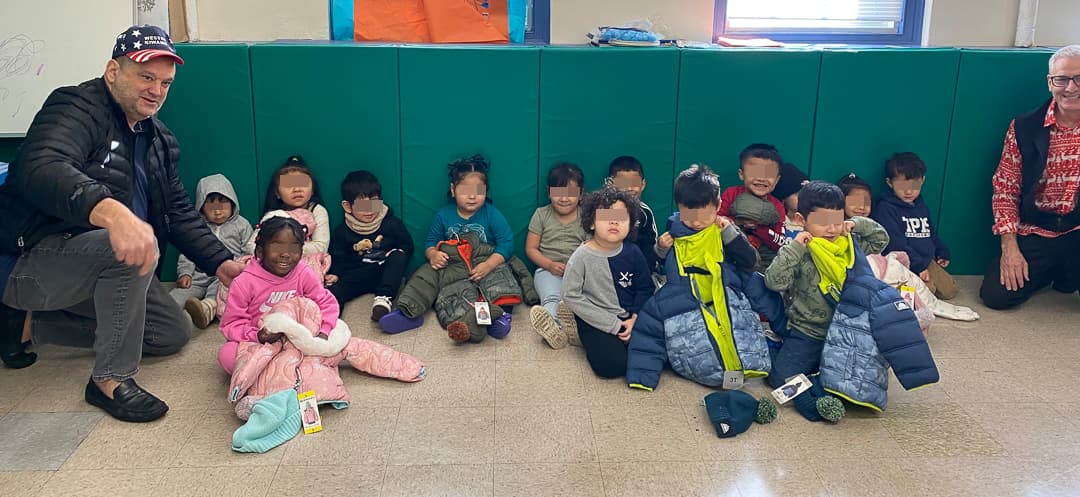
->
<box><xmin>530</xmin><ymin>306</ymin><xmax>567</xmax><ymax>349</ymax></box>
<box><xmin>555</xmin><ymin>302</ymin><xmax>581</xmax><ymax>347</ymax></box>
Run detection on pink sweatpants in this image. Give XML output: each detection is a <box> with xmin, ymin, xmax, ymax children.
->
<box><xmin>219</xmin><ymin>341</ymin><xmax>239</xmax><ymax>374</ymax></box>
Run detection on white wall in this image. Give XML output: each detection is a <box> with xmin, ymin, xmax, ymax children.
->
<box><xmin>192</xmin><ymin>0</ymin><xmax>327</xmax><ymax>41</ymax></box>
<box><xmin>926</xmin><ymin>0</ymin><xmax>1019</xmax><ymax>46</ymax></box>
<box><xmin>549</xmin><ymin>0</ymin><xmax>715</xmax><ymax>44</ymax></box>
<box><xmin>1035</xmin><ymin>0</ymin><xmax>1080</xmax><ymax>46</ymax></box>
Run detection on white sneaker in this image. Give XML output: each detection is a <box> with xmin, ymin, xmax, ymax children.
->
<box><xmin>372</xmin><ymin>295</ymin><xmax>393</xmax><ymax>322</ymax></box>
<box><xmin>931</xmin><ymin>300</ymin><xmax>980</xmax><ymax>321</ymax></box>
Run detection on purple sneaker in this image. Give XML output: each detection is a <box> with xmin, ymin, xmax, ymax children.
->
<box><xmin>487</xmin><ymin>313</ymin><xmax>512</xmax><ymax>339</ymax></box>
<box><xmin>378</xmin><ymin>310</ymin><xmax>424</xmax><ymax>334</ymax></box>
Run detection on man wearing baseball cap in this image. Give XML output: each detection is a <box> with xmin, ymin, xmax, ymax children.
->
<box><xmin>0</xmin><ymin>25</ymin><xmax>244</xmax><ymax>422</ymax></box>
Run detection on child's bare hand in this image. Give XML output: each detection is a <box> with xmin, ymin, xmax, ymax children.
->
<box><xmin>428</xmin><ymin>251</ymin><xmax>450</xmax><ymax>270</ymax></box>
<box><xmin>176</xmin><ymin>275</ymin><xmax>192</xmax><ymax>289</ymax></box>
<box><xmin>548</xmin><ymin>262</ymin><xmax>566</xmax><ymax>277</ymax></box>
<box><xmin>794</xmin><ymin>231</ymin><xmax>813</xmax><ymax>246</ymax></box>
<box><xmin>618</xmin><ymin>314</ymin><xmax>637</xmax><ymax>342</ymax></box>
<box><xmin>257</xmin><ymin>328</ymin><xmax>284</xmax><ymax>344</ymax></box>
<box><xmin>716</xmin><ymin>216</ymin><xmax>733</xmax><ymax>229</ymax></box>
<box><xmin>657</xmin><ymin>232</ymin><xmax>674</xmax><ymax>249</ymax></box>
<box><xmin>324</xmin><ymin>274</ymin><xmax>339</xmax><ymax>287</ymax></box>
<box><xmin>469</xmin><ymin>260</ymin><xmax>495</xmax><ymax>281</ymax></box>
<box><xmin>843</xmin><ymin>220</ymin><xmax>856</xmax><ymax>234</ymax></box>
<box><xmin>920</xmin><ymin>269</ymin><xmax>931</xmax><ymax>282</ymax></box>
<box><xmin>936</xmin><ymin>258</ymin><xmax>950</xmax><ymax>268</ymax></box>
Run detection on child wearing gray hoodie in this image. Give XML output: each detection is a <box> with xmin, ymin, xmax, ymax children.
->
<box><xmin>171</xmin><ymin>174</ymin><xmax>253</xmax><ymax>328</ymax></box>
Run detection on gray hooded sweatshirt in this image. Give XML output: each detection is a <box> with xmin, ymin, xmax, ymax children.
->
<box><xmin>176</xmin><ymin>174</ymin><xmax>253</xmax><ymax>283</ymax></box>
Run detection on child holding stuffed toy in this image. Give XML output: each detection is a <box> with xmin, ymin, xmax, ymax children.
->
<box><xmin>326</xmin><ymin>170</ymin><xmax>413</xmax><ymax>320</ymax></box>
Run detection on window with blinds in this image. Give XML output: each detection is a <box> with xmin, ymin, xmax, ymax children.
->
<box><xmin>715</xmin><ymin>0</ymin><xmax>923</xmax><ymax>44</ymax></box>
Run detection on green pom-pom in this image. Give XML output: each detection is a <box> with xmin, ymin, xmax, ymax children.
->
<box><xmin>816</xmin><ymin>396</ymin><xmax>846</xmax><ymax>423</ymax></box>
<box><xmin>755</xmin><ymin>398</ymin><xmax>777</xmax><ymax>424</ymax></box>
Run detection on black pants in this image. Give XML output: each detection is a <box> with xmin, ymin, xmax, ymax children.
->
<box><xmin>330</xmin><ymin>251</ymin><xmax>408</xmax><ymax>305</ymax></box>
<box><xmin>576</xmin><ymin>315</ymin><xmax>627</xmax><ymax>379</ymax></box>
<box><xmin>980</xmin><ymin>230</ymin><xmax>1080</xmax><ymax>310</ymax></box>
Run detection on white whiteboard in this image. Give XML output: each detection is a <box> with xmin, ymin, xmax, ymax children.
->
<box><xmin>0</xmin><ymin>1</ymin><xmax>135</xmax><ymax>136</ymax></box>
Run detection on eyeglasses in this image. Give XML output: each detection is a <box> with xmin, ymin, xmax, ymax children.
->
<box><xmin>1049</xmin><ymin>75</ymin><xmax>1080</xmax><ymax>87</ymax></box>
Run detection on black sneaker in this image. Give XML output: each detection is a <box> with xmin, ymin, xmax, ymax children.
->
<box><xmin>0</xmin><ymin>304</ymin><xmax>35</xmax><ymax>369</ymax></box>
<box><xmin>84</xmin><ymin>378</ymin><xmax>169</xmax><ymax>422</ymax></box>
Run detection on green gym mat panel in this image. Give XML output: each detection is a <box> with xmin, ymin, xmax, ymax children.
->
<box><xmin>158</xmin><ymin>44</ymin><xmax>259</xmax><ymax>282</ymax></box>
<box><xmin>810</xmin><ymin>48</ymin><xmax>961</xmax><ymax>221</ymax></box>
<box><xmin>0</xmin><ymin>138</ymin><xmax>20</xmax><ymax>163</ymax></box>
<box><xmin>251</xmin><ymin>44</ymin><xmax>402</xmax><ymax>232</ymax></box>
<box><xmin>675</xmin><ymin>49</ymin><xmax>821</xmax><ymax>192</ymax></box>
<box><xmin>937</xmin><ymin>48</ymin><xmax>1054</xmax><ymax>276</ymax></box>
<box><xmin>538</xmin><ymin>47</ymin><xmax>679</xmax><ymax>223</ymax></box>
<box><xmin>398</xmin><ymin>46</ymin><xmax>541</xmax><ymax>270</ymax></box>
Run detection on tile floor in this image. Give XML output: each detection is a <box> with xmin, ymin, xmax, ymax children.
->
<box><xmin>1</xmin><ymin>277</ymin><xmax>1078</xmax><ymax>497</ymax></box>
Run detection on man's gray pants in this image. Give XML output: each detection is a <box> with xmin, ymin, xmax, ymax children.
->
<box><xmin>1</xmin><ymin>230</ymin><xmax>192</xmax><ymax>381</ymax></box>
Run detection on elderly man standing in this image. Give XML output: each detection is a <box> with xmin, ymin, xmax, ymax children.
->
<box><xmin>0</xmin><ymin>25</ymin><xmax>243</xmax><ymax>422</ymax></box>
<box><xmin>981</xmin><ymin>45</ymin><xmax>1080</xmax><ymax>310</ymax></box>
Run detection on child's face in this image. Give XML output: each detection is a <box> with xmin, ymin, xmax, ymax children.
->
<box><xmin>201</xmin><ymin>197</ymin><xmax>233</xmax><ymax>225</ymax></box>
<box><xmin>798</xmin><ymin>208</ymin><xmax>846</xmax><ymax>242</ymax></box>
<box><xmin>611</xmin><ymin>171</ymin><xmax>646</xmax><ymax>200</ymax></box>
<box><xmin>451</xmin><ymin>173</ymin><xmax>487</xmax><ymax>216</ymax></box>
<box><xmin>343</xmin><ymin>195</ymin><xmax>384</xmax><ymax>223</ymax></box>
<box><xmin>256</xmin><ymin>229</ymin><xmax>302</xmax><ymax>277</ymax></box>
<box><xmin>278</xmin><ymin>172</ymin><xmax>314</xmax><ymax>209</ymax></box>
<box><xmin>591</xmin><ymin>201</ymin><xmax>631</xmax><ymax>245</ymax></box>
<box><xmin>548</xmin><ymin>180</ymin><xmax>581</xmax><ymax>216</ymax></box>
<box><xmin>844</xmin><ymin>188</ymin><xmax>872</xmax><ymax>218</ymax></box>
<box><xmin>782</xmin><ymin>193</ymin><xmax>799</xmax><ymax>219</ymax></box>
<box><xmin>886</xmin><ymin>175</ymin><xmax>924</xmax><ymax>205</ymax></box>
<box><xmin>739</xmin><ymin>158</ymin><xmax>781</xmax><ymax>198</ymax></box>
<box><xmin>678</xmin><ymin>202</ymin><xmax>719</xmax><ymax>232</ymax></box>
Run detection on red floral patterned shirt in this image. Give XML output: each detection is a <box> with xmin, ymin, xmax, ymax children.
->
<box><xmin>991</xmin><ymin>101</ymin><xmax>1080</xmax><ymax>237</ymax></box>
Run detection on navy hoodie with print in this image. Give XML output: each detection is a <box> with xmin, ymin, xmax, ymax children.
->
<box><xmin>872</xmin><ymin>189</ymin><xmax>950</xmax><ymax>274</ymax></box>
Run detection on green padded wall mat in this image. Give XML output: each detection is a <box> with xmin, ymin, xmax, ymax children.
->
<box><xmin>938</xmin><ymin>49</ymin><xmax>1054</xmax><ymax>275</ymax></box>
<box><xmin>398</xmin><ymin>46</ymin><xmax>540</xmax><ymax>269</ymax></box>
<box><xmin>158</xmin><ymin>44</ymin><xmax>259</xmax><ymax>282</ymax></box>
<box><xmin>810</xmin><ymin>49</ymin><xmax>960</xmax><ymax>222</ymax></box>
<box><xmin>251</xmin><ymin>44</ymin><xmax>401</xmax><ymax>234</ymax></box>
<box><xmin>0</xmin><ymin>138</ymin><xmax>21</xmax><ymax>163</ymax></box>
<box><xmin>539</xmin><ymin>47</ymin><xmax>679</xmax><ymax>223</ymax></box>
<box><xmin>675</xmin><ymin>49</ymin><xmax>821</xmax><ymax>191</ymax></box>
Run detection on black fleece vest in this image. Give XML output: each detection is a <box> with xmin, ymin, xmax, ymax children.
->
<box><xmin>1012</xmin><ymin>99</ymin><xmax>1080</xmax><ymax>232</ymax></box>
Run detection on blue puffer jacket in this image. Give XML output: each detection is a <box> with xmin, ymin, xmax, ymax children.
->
<box><xmin>819</xmin><ymin>241</ymin><xmax>939</xmax><ymax>411</ymax></box>
<box><xmin>626</xmin><ymin>216</ymin><xmax>788</xmax><ymax>391</ymax></box>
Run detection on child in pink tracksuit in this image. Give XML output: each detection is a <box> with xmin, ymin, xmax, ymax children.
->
<box><xmin>218</xmin><ymin>216</ymin><xmax>337</xmax><ymax>373</ymax></box>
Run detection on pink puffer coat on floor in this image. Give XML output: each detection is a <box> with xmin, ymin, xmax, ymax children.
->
<box><xmin>228</xmin><ymin>297</ymin><xmax>426</xmax><ymax>420</ymax></box>
<box><xmin>866</xmin><ymin>252</ymin><xmax>935</xmax><ymax>335</ymax></box>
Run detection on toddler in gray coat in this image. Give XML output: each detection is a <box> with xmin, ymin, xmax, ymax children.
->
<box><xmin>171</xmin><ymin>174</ymin><xmax>253</xmax><ymax>328</ymax></box>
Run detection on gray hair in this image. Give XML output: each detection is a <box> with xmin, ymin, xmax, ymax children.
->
<box><xmin>1049</xmin><ymin>45</ymin><xmax>1080</xmax><ymax>73</ymax></box>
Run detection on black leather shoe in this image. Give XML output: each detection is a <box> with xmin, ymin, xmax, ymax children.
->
<box><xmin>1</xmin><ymin>304</ymin><xmax>36</xmax><ymax>369</ymax></box>
<box><xmin>84</xmin><ymin>378</ymin><xmax>169</xmax><ymax>422</ymax></box>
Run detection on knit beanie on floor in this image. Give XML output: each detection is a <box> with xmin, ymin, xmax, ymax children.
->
<box><xmin>232</xmin><ymin>389</ymin><xmax>302</xmax><ymax>453</ymax></box>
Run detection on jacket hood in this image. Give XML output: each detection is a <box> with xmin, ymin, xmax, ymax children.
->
<box><xmin>195</xmin><ymin>174</ymin><xmax>241</xmax><ymax>222</ymax></box>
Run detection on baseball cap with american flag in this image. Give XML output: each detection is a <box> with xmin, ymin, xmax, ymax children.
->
<box><xmin>111</xmin><ymin>25</ymin><xmax>184</xmax><ymax>65</ymax></box>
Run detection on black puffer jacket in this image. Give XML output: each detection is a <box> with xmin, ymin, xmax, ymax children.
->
<box><xmin>0</xmin><ymin>77</ymin><xmax>231</xmax><ymax>277</ymax></box>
